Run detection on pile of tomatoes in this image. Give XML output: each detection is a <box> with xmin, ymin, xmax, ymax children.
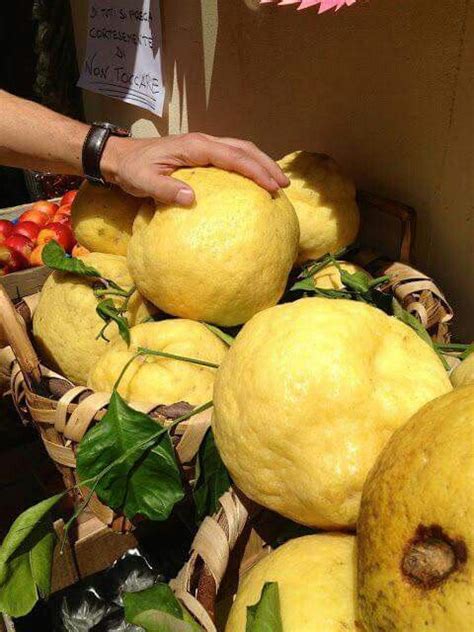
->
<box><xmin>0</xmin><ymin>190</ymin><xmax>82</xmax><ymax>276</ymax></box>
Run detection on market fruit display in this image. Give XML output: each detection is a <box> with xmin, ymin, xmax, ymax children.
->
<box><xmin>127</xmin><ymin>167</ymin><xmax>300</xmax><ymax>326</ymax></box>
<box><xmin>313</xmin><ymin>261</ymin><xmax>369</xmax><ymax>289</ymax></box>
<box><xmin>278</xmin><ymin>151</ymin><xmax>360</xmax><ymax>264</ymax></box>
<box><xmin>72</xmin><ymin>181</ymin><xmax>141</xmax><ymax>256</ymax></box>
<box><xmin>33</xmin><ymin>253</ymin><xmax>153</xmax><ymax>385</ymax></box>
<box><xmin>212</xmin><ymin>297</ymin><xmax>452</xmax><ymax>528</ymax></box>
<box><xmin>451</xmin><ymin>352</ymin><xmax>474</xmax><ymax>387</ymax></box>
<box><xmin>358</xmin><ymin>386</ymin><xmax>474</xmax><ymax>632</ymax></box>
<box><xmin>225</xmin><ymin>534</ymin><xmax>359</xmax><ymax>632</ymax></box>
<box><xmin>88</xmin><ymin>320</ymin><xmax>227</xmax><ymax>405</ymax></box>
<box><xmin>0</xmin><ymin>191</ymin><xmax>77</xmax><ymax>275</ymax></box>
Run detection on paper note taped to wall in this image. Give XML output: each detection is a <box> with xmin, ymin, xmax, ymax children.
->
<box><xmin>78</xmin><ymin>0</ymin><xmax>165</xmax><ymax>116</ymax></box>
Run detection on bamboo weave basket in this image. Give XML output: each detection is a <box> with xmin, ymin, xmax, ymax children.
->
<box><xmin>0</xmin><ymin>193</ymin><xmax>454</xmax><ymax>538</ymax></box>
<box><xmin>0</xmin><ymin>288</ymin><xmax>214</xmax><ymax>533</ymax></box>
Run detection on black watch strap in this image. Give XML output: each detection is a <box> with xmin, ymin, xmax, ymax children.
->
<box><xmin>82</xmin><ymin>123</ymin><xmax>130</xmax><ymax>186</ymax></box>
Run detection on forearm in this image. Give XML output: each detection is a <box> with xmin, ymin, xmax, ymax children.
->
<box><xmin>0</xmin><ymin>90</ymin><xmax>89</xmax><ymax>175</ymax></box>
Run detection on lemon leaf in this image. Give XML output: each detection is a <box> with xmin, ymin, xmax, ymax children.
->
<box><xmin>76</xmin><ymin>391</ymin><xmax>185</xmax><ymax>521</ymax></box>
<box><xmin>194</xmin><ymin>429</ymin><xmax>231</xmax><ymax>522</ymax></box>
<box><xmin>0</xmin><ymin>497</ymin><xmax>60</xmax><ymax>617</ymax></box>
<box><xmin>96</xmin><ymin>298</ymin><xmax>131</xmax><ymax>345</ymax></box>
<box><xmin>392</xmin><ymin>299</ymin><xmax>433</xmax><ymax>347</ymax></box>
<box><xmin>42</xmin><ymin>240</ymin><xmax>100</xmax><ymax>276</ymax></box>
<box><xmin>246</xmin><ymin>582</ymin><xmax>283</xmax><ymax>632</ymax></box>
<box><xmin>124</xmin><ymin>583</ymin><xmax>203</xmax><ymax>631</ymax></box>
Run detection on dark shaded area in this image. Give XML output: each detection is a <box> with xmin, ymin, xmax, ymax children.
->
<box><xmin>0</xmin><ymin>1</ymin><xmax>38</xmax><ymax>207</ymax></box>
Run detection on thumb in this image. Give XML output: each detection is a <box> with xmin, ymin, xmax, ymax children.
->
<box><xmin>146</xmin><ymin>174</ymin><xmax>195</xmax><ymax>206</ymax></box>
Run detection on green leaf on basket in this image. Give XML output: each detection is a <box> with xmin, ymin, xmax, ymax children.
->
<box><xmin>42</xmin><ymin>240</ymin><xmax>100</xmax><ymax>277</ymax></box>
<box><xmin>339</xmin><ymin>269</ymin><xmax>372</xmax><ymax>293</ymax></box>
<box><xmin>76</xmin><ymin>391</ymin><xmax>184</xmax><ymax>521</ymax></box>
<box><xmin>246</xmin><ymin>582</ymin><xmax>283</xmax><ymax>632</ymax></box>
<box><xmin>203</xmin><ymin>323</ymin><xmax>235</xmax><ymax>346</ymax></box>
<box><xmin>96</xmin><ymin>298</ymin><xmax>131</xmax><ymax>345</ymax></box>
<box><xmin>461</xmin><ymin>343</ymin><xmax>474</xmax><ymax>361</ymax></box>
<box><xmin>392</xmin><ymin>299</ymin><xmax>434</xmax><ymax>347</ymax></box>
<box><xmin>124</xmin><ymin>583</ymin><xmax>203</xmax><ymax>631</ymax></box>
<box><xmin>0</xmin><ymin>495</ymin><xmax>61</xmax><ymax>617</ymax></box>
<box><xmin>194</xmin><ymin>429</ymin><xmax>231</xmax><ymax>522</ymax></box>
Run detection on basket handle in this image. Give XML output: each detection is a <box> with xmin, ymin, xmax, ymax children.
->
<box><xmin>0</xmin><ymin>285</ymin><xmax>42</xmax><ymax>388</ymax></box>
<box><xmin>357</xmin><ymin>191</ymin><xmax>416</xmax><ymax>263</ymax></box>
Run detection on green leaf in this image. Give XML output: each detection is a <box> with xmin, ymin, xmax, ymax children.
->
<box><xmin>29</xmin><ymin>526</ymin><xmax>55</xmax><ymax>598</ymax></box>
<box><xmin>124</xmin><ymin>583</ymin><xmax>203</xmax><ymax>632</ymax></box>
<box><xmin>461</xmin><ymin>343</ymin><xmax>474</xmax><ymax>361</ymax></box>
<box><xmin>0</xmin><ymin>550</ymin><xmax>37</xmax><ymax>618</ymax></box>
<box><xmin>340</xmin><ymin>269</ymin><xmax>372</xmax><ymax>293</ymax></box>
<box><xmin>96</xmin><ymin>298</ymin><xmax>131</xmax><ymax>345</ymax></box>
<box><xmin>194</xmin><ymin>429</ymin><xmax>231</xmax><ymax>522</ymax></box>
<box><xmin>290</xmin><ymin>278</ymin><xmax>317</xmax><ymax>292</ymax></box>
<box><xmin>246</xmin><ymin>582</ymin><xmax>283</xmax><ymax>632</ymax></box>
<box><xmin>392</xmin><ymin>299</ymin><xmax>434</xmax><ymax>347</ymax></box>
<box><xmin>0</xmin><ymin>494</ymin><xmax>62</xmax><ymax>579</ymax></box>
<box><xmin>42</xmin><ymin>240</ymin><xmax>100</xmax><ymax>277</ymax></box>
<box><xmin>76</xmin><ymin>392</ymin><xmax>184</xmax><ymax>521</ymax></box>
<box><xmin>133</xmin><ymin>610</ymin><xmax>202</xmax><ymax>632</ymax></box>
<box><xmin>203</xmin><ymin>323</ymin><xmax>235</xmax><ymax>346</ymax></box>
<box><xmin>0</xmin><ymin>514</ymin><xmax>57</xmax><ymax>617</ymax></box>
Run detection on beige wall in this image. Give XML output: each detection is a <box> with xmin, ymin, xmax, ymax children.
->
<box><xmin>71</xmin><ymin>0</ymin><xmax>473</xmax><ymax>339</ymax></box>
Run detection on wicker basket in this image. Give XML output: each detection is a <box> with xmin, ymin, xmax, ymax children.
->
<box><xmin>0</xmin><ymin>287</ymin><xmax>214</xmax><ymax>533</ymax></box>
<box><xmin>0</xmin><ymin>193</ymin><xmax>454</xmax><ymax>538</ymax></box>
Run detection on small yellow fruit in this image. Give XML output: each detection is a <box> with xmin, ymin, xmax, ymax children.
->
<box><xmin>33</xmin><ymin>253</ymin><xmax>153</xmax><ymax>385</ymax></box>
<box><xmin>127</xmin><ymin>167</ymin><xmax>300</xmax><ymax>326</ymax></box>
<box><xmin>358</xmin><ymin>386</ymin><xmax>474</xmax><ymax>631</ymax></box>
<box><xmin>313</xmin><ymin>261</ymin><xmax>370</xmax><ymax>290</ymax></box>
<box><xmin>226</xmin><ymin>534</ymin><xmax>359</xmax><ymax>632</ymax></box>
<box><xmin>72</xmin><ymin>181</ymin><xmax>141</xmax><ymax>255</ymax></box>
<box><xmin>451</xmin><ymin>352</ymin><xmax>474</xmax><ymax>387</ymax></box>
<box><xmin>88</xmin><ymin>320</ymin><xmax>227</xmax><ymax>405</ymax></box>
<box><xmin>278</xmin><ymin>151</ymin><xmax>360</xmax><ymax>264</ymax></box>
<box><xmin>212</xmin><ymin>297</ymin><xmax>451</xmax><ymax>528</ymax></box>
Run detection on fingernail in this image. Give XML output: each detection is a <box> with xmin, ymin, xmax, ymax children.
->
<box><xmin>269</xmin><ymin>178</ymin><xmax>280</xmax><ymax>191</ymax></box>
<box><xmin>176</xmin><ymin>188</ymin><xmax>194</xmax><ymax>206</ymax></box>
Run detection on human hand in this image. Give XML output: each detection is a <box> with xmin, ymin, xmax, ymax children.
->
<box><xmin>101</xmin><ymin>132</ymin><xmax>289</xmax><ymax>205</ymax></box>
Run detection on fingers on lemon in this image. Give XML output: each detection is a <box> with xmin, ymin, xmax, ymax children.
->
<box><xmin>127</xmin><ymin>167</ymin><xmax>300</xmax><ymax>326</ymax></box>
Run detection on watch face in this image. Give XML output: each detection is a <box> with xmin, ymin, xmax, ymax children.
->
<box><xmin>92</xmin><ymin>122</ymin><xmax>130</xmax><ymax>137</ymax></box>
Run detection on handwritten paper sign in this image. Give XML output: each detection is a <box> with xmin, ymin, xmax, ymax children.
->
<box><xmin>78</xmin><ymin>0</ymin><xmax>165</xmax><ymax>116</ymax></box>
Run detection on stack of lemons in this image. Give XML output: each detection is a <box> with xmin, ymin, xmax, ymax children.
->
<box><xmin>32</xmin><ymin>153</ymin><xmax>472</xmax><ymax>631</ymax></box>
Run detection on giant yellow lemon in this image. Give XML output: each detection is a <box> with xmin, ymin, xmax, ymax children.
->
<box><xmin>88</xmin><ymin>320</ymin><xmax>227</xmax><ymax>405</ymax></box>
<box><xmin>451</xmin><ymin>352</ymin><xmax>474</xmax><ymax>387</ymax></box>
<box><xmin>358</xmin><ymin>386</ymin><xmax>474</xmax><ymax>631</ymax></box>
<box><xmin>212</xmin><ymin>297</ymin><xmax>451</xmax><ymax>528</ymax></box>
<box><xmin>278</xmin><ymin>151</ymin><xmax>360</xmax><ymax>264</ymax></box>
<box><xmin>33</xmin><ymin>253</ymin><xmax>153</xmax><ymax>385</ymax></box>
<box><xmin>127</xmin><ymin>167</ymin><xmax>300</xmax><ymax>326</ymax></box>
<box><xmin>72</xmin><ymin>181</ymin><xmax>141</xmax><ymax>255</ymax></box>
<box><xmin>226</xmin><ymin>534</ymin><xmax>359</xmax><ymax>632</ymax></box>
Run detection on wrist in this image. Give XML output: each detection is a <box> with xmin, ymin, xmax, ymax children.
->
<box><xmin>99</xmin><ymin>135</ymin><xmax>129</xmax><ymax>185</ymax></box>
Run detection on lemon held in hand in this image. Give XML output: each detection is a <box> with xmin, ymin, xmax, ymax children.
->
<box><xmin>72</xmin><ymin>181</ymin><xmax>141</xmax><ymax>255</ymax></box>
<box><xmin>127</xmin><ymin>167</ymin><xmax>300</xmax><ymax>326</ymax></box>
<box><xmin>226</xmin><ymin>534</ymin><xmax>359</xmax><ymax>632</ymax></box>
<box><xmin>358</xmin><ymin>386</ymin><xmax>474</xmax><ymax>631</ymax></box>
<box><xmin>212</xmin><ymin>297</ymin><xmax>452</xmax><ymax>529</ymax></box>
<box><xmin>88</xmin><ymin>320</ymin><xmax>227</xmax><ymax>406</ymax></box>
<box><xmin>278</xmin><ymin>151</ymin><xmax>360</xmax><ymax>264</ymax></box>
<box><xmin>33</xmin><ymin>253</ymin><xmax>153</xmax><ymax>386</ymax></box>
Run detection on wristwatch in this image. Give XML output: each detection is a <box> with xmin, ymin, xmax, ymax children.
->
<box><xmin>82</xmin><ymin>122</ymin><xmax>130</xmax><ymax>186</ymax></box>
